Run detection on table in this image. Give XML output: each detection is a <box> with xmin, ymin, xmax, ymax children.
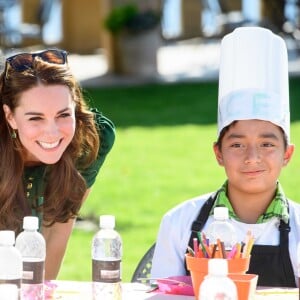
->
<box><xmin>255</xmin><ymin>287</ymin><xmax>298</xmax><ymax>299</ymax></box>
<box><xmin>48</xmin><ymin>282</ymin><xmax>191</xmax><ymax>299</ymax></box>
<box><xmin>47</xmin><ymin>281</ymin><xmax>299</xmax><ymax>299</ymax></box>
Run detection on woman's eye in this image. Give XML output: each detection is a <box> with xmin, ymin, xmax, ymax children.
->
<box><xmin>59</xmin><ymin>113</ymin><xmax>71</xmax><ymax>118</ymax></box>
<box><xmin>29</xmin><ymin>117</ymin><xmax>42</xmax><ymax>121</ymax></box>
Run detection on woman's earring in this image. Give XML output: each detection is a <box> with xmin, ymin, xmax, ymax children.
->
<box><xmin>11</xmin><ymin>130</ymin><xmax>17</xmax><ymax>139</ymax></box>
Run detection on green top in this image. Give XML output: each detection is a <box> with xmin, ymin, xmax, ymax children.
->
<box><xmin>23</xmin><ymin>109</ymin><xmax>115</xmax><ymax>228</ymax></box>
<box><xmin>211</xmin><ymin>181</ymin><xmax>289</xmax><ymax>224</ymax></box>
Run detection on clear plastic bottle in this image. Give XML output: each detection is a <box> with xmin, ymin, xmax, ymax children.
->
<box><xmin>0</xmin><ymin>284</ymin><xmax>19</xmax><ymax>300</ymax></box>
<box><xmin>92</xmin><ymin>215</ymin><xmax>122</xmax><ymax>300</ymax></box>
<box><xmin>206</xmin><ymin>206</ymin><xmax>237</xmax><ymax>250</ymax></box>
<box><xmin>15</xmin><ymin>216</ymin><xmax>46</xmax><ymax>300</ymax></box>
<box><xmin>199</xmin><ymin>258</ymin><xmax>238</xmax><ymax>300</ymax></box>
<box><xmin>0</xmin><ymin>230</ymin><xmax>22</xmax><ymax>300</ymax></box>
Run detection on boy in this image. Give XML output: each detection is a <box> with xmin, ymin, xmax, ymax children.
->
<box><xmin>151</xmin><ymin>27</ymin><xmax>300</xmax><ymax>287</ymax></box>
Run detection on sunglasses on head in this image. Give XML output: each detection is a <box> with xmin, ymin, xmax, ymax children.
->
<box><xmin>4</xmin><ymin>49</ymin><xmax>68</xmax><ymax>75</ymax></box>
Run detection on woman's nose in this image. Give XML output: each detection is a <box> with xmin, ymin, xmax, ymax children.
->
<box><xmin>44</xmin><ymin>120</ymin><xmax>59</xmax><ymax>136</ymax></box>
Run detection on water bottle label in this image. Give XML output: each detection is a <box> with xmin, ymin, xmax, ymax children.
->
<box><xmin>22</xmin><ymin>261</ymin><xmax>44</xmax><ymax>284</ymax></box>
<box><xmin>92</xmin><ymin>259</ymin><xmax>121</xmax><ymax>283</ymax></box>
<box><xmin>0</xmin><ymin>279</ymin><xmax>21</xmax><ymax>288</ymax></box>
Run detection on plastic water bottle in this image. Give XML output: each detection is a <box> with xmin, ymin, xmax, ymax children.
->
<box><xmin>15</xmin><ymin>216</ymin><xmax>46</xmax><ymax>300</ymax></box>
<box><xmin>0</xmin><ymin>230</ymin><xmax>22</xmax><ymax>300</ymax></box>
<box><xmin>92</xmin><ymin>215</ymin><xmax>122</xmax><ymax>300</ymax></box>
<box><xmin>206</xmin><ymin>206</ymin><xmax>237</xmax><ymax>250</ymax></box>
<box><xmin>0</xmin><ymin>284</ymin><xmax>19</xmax><ymax>300</ymax></box>
<box><xmin>199</xmin><ymin>258</ymin><xmax>237</xmax><ymax>300</ymax></box>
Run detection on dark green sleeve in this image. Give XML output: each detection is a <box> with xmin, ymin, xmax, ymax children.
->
<box><xmin>80</xmin><ymin>108</ymin><xmax>115</xmax><ymax>188</ymax></box>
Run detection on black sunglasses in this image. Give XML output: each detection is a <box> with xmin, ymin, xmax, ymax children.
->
<box><xmin>4</xmin><ymin>49</ymin><xmax>68</xmax><ymax>76</ymax></box>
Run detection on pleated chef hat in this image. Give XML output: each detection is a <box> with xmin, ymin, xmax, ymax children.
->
<box><xmin>218</xmin><ymin>27</ymin><xmax>290</xmax><ymax>142</ymax></box>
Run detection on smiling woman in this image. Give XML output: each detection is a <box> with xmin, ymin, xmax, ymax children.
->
<box><xmin>4</xmin><ymin>85</ymin><xmax>76</xmax><ymax>165</ymax></box>
<box><xmin>0</xmin><ymin>49</ymin><xmax>115</xmax><ymax>280</ymax></box>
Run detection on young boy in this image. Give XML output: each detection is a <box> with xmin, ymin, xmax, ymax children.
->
<box><xmin>151</xmin><ymin>27</ymin><xmax>300</xmax><ymax>287</ymax></box>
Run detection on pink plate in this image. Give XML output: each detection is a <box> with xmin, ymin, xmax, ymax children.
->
<box><xmin>157</xmin><ymin>276</ymin><xmax>194</xmax><ymax>296</ymax></box>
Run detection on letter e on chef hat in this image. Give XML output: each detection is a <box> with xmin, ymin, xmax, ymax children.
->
<box><xmin>217</xmin><ymin>27</ymin><xmax>290</xmax><ymax>142</ymax></box>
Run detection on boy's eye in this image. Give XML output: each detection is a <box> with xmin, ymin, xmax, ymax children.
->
<box><xmin>262</xmin><ymin>142</ymin><xmax>274</xmax><ymax>147</ymax></box>
<box><xmin>230</xmin><ymin>143</ymin><xmax>242</xmax><ymax>148</ymax></box>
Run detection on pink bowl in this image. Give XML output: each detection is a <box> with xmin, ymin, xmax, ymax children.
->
<box><xmin>157</xmin><ymin>276</ymin><xmax>194</xmax><ymax>296</ymax></box>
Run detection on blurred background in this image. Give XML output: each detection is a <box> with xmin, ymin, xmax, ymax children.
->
<box><xmin>1</xmin><ymin>0</ymin><xmax>300</xmax><ymax>283</ymax></box>
<box><xmin>1</xmin><ymin>0</ymin><xmax>300</xmax><ymax>81</ymax></box>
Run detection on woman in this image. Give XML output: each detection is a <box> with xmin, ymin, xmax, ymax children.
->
<box><xmin>0</xmin><ymin>49</ymin><xmax>115</xmax><ymax>279</ymax></box>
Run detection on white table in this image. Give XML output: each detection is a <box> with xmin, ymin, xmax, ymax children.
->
<box><xmin>48</xmin><ymin>281</ymin><xmax>299</xmax><ymax>299</ymax></box>
<box><xmin>49</xmin><ymin>282</ymin><xmax>192</xmax><ymax>299</ymax></box>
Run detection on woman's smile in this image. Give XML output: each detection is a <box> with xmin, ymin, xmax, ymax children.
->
<box><xmin>37</xmin><ymin>139</ymin><xmax>62</xmax><ymax>150</ymax></box>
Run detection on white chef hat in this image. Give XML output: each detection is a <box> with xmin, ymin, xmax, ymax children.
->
<box><xmin>217</xmin><ymin>27</ymin><xmax>290</xmax><ymax>142</ymax></box>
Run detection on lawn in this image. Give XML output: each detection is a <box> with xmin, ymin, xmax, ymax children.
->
<box><xmin>57</xmin><ymin>78</ymin><xmax>300</xmax><ymax>282</ymax></box>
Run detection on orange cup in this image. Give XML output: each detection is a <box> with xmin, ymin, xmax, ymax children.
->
<box><xmin>185</xmin><ymin>254</ymin><xmax>251</xmax><ymax>298</ymax></box>
<box><xmin>228</xmin><ymin>274</ymin><xmax>258</xmax><ymax>300</ymax></box>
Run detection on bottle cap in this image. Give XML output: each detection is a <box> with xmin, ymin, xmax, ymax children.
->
<box><xmin>208</xmin><ymin>258</ymin><xmax>228</xmax><ymax>276</ymax></box>
<box><xmin>23</xmin><ymin>216</ymin><xmax>39</xmax><ymax>230</ymax></box>
<box><xmin>0</xmin><ymin>230</ymin><xmax>15</xmax><ymax>246</ymax></box>
<box><xmin>213</xmin><ymin>206</ymin><xmax>229</xmax><ymax>220</ymax></box>
<box><xmin>99</xmin><ymin>215</ymin><xmax>115</xmax><ymax>229</ymax></box>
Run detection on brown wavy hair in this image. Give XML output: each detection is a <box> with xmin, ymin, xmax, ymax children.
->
<box><xmin>0</xmin><ymin>54</ymin><xmax>100</xmax><ymax>232</ymax></box>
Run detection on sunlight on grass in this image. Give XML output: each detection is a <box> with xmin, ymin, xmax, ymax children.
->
<box><xmin>58</xmin><ymin>80</ymin><xmax>300</xmax><ymax>282</ymax></box>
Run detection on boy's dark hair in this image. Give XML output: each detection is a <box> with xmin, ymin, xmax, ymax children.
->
<box><xmin>215</xmin><ymin>121</ymin><xmax>288</xmax><ymax>150</ymax></box>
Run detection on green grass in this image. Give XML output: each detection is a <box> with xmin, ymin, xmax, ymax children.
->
<box><xmin>57</xmin><ymin>78</ymin><xmax>300</xmax><ymax>282</ymax></box>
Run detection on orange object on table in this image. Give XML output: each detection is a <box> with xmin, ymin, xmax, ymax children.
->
<box><xmin>185</xmin><ymin>253</ymin><xmax>252</xmax><ymax>298</ymax></box>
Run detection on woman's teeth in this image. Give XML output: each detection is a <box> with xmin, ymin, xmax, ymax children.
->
<box><xmin>38</xmin><ymin>140</ymin><xmax>60</xmax><ymax>149</ymax></box>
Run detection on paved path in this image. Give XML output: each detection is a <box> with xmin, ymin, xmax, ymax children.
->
<box><xmin>1</xmin><ymin>37</ymin><xmax>300</xmax><ymax>88</ymax></box>
<box><xmin>68</xmin><ymin>37</ymin><xmax>300</xmax><ymax>88</ymax></box>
